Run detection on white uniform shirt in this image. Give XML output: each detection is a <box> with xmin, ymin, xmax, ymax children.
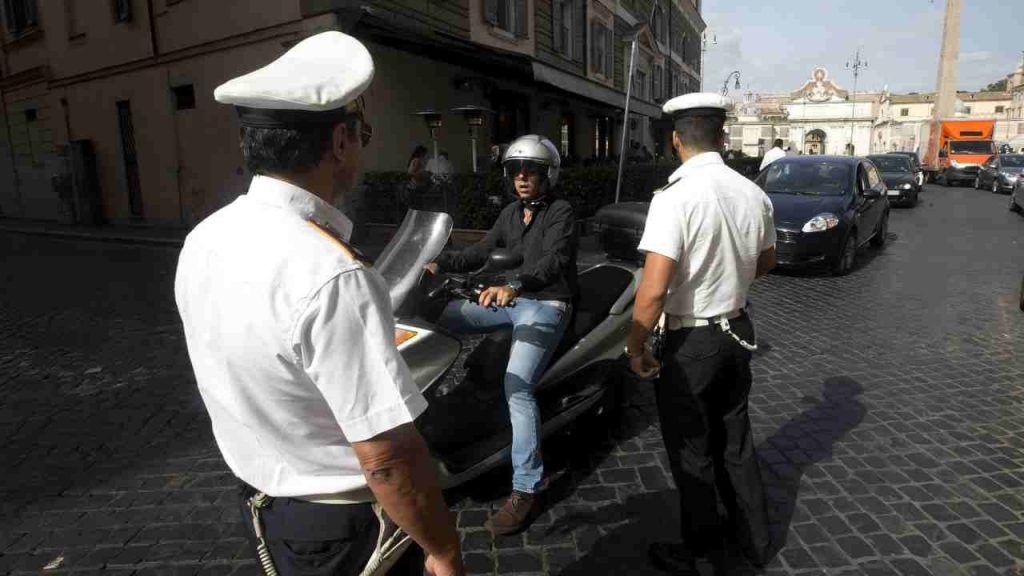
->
<box><xmin>638</xmin><ymin>152</ymin><xmax>776</xmax><ymax>319</ymax></box>
<box><xmin>175</xmin><ymin>176</ymin><xmax>427</xmax><ymax>498</ymax></box>
<box><xmin>760</xmin><ymin>146</ymin><xmax>787</xmax><ymax>171</ymax></box>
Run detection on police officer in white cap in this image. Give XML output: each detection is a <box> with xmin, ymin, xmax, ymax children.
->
<box><xmin>626</xmin><ymin>92</ymin><xmax>776</xmax><ymax>574</ymax></box>
<box><xmin>175</xmin><ymin>31</ymin><xmax>463</xmax><ymax>576</ymax></box>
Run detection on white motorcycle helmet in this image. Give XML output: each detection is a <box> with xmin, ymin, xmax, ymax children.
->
<box><xmin>502</xmin><ymin>135</ymin><xmax>561</xmax><ymax>188</ymax></box>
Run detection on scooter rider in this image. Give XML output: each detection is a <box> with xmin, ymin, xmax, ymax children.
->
<box><xmin>425</xmin><ymin>135</ymin><xmax>578</xmax><ymax>535</ymax></box>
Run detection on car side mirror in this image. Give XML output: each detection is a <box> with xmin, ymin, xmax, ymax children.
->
<box><xmin>939</xmin><ymin>149</ymin><xmax>948</xmax><ymax>158</ymax></box>
<box><xmin>485</xmin><ymin>248</ymin><xmax>523</xmax><ymax>272</ymax></box>
<box><xmin>862</xmin><ymin>188</ymin><xmax>882</xmax><ymax>199</ymax></box>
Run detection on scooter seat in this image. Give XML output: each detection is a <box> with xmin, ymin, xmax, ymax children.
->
<box><xmin>463</xmin><ymin>264</ymin><xmax>635</xmax><ymax>383</ymax></box>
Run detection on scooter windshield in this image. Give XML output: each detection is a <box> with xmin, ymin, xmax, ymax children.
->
<box><xmin>373</xmin><ymin>210</ymin><xmax>453</xmax><ymax>313</ymax></box>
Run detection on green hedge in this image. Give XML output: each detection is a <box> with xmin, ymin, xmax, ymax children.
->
<box><xmin>360</xmin><ymin>156</ymin><xmax>764</xmax><ymax>229</ymax></box>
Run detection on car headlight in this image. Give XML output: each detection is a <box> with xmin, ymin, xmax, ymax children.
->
<box><xmin>950</xmin><ymin>160</ymin><xmax>962</xmax><ymax>168</ymax></box>
<box><xmin>1001</xmin><ymin>171</ymin><xmax>1019</xmax><ymax>181</ymax></box>
<box><xmin>802</xmin><ymin>213</ymin><xmax>840</xmax><ymax>233</ymax></box>
<box><xmin>902</xmin><ymin>183</ymin><xmax>912</xmax><ymax>190</ymax></box>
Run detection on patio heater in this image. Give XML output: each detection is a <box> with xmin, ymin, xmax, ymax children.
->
<box><xmin>415</xmin><ymin>110</ymin><xmax>443</xmax><ymax>160</ymax></box>
<box><xmin>452</xmin><ymin>105</ymin><xmax>492</xmax><ymax>173</ymax></box>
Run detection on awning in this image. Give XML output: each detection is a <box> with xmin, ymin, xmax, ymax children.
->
<box><xmin>531</xmin><ymin>62</ymin><xmax>663</xmax><ymax>118</ymax></box>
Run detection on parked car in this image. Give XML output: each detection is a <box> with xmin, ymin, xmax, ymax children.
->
<box><xmin>754</xmin><ymin>156</ymin><xmax>890</xmax><ymax>276</ymax></box>
<box><xmin>1010</xmin><ymin>176</ymin><xmax>1024</xmax><ymax>215</ymax></box>
<box><xmin>889</xmin><ymin>151</ymin><xmax>925</xmax><ymax>187</ymax></box>
<box><xmin>975</xmin><ymin>154</ymin><xmax>1024</xmax><ymax>194</ymax></box>
<box><xmin>867</xmin><ymin>154</ymin><xmax>920</xmax><ymax>206</ymax></box>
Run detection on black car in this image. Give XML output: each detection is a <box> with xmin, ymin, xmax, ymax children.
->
<box><xmin>974</xmin><ymin>154</ymin><xmax>1024</xmax><ymax>194</ymax></box>
<box><xmin>867</xmin><ymin>154</ymin><xmax>920</xmax><ymax>206</ymax></box>
<box><xmin>754</xmin><ymin>156</ymin><xmax>890</xmax><ymax>275</ymax></box>
<box><xmin>889</xmin><ymin>151</ymin><xmax>925</xmax><ymax>187</ymax></box>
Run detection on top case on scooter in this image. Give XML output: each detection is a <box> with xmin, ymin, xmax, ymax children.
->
<box><xmin>591</xmin><ymin>202</ymin><xmax>650</xmax><ymax>265</ymax></box>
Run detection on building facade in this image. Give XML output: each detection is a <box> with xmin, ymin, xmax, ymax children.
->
<box><xmin>0</xmin><ymin>0</ymin><xmax>705</xmax><ymax>226</ymax></box>
<box><xmin>727</xmin><ymin>65</ymin><xmax>1020</xmax><ymax>159</ymax></box>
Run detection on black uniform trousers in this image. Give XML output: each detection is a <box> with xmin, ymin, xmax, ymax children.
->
<box><xmin>237</xmin><ymin>481</ymin><xmax>416</xmax><ymax>576</ymax></box>
<box><xmin>654</xmin><ymin>313</ymin><xmax>772</xmax><ymax>564</ymax></box>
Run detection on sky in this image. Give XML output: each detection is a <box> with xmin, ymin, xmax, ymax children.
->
<box><xmin>701</xmin><ymin>0</ymin><xmax>1024</xmax><ymax>97</ymax></box>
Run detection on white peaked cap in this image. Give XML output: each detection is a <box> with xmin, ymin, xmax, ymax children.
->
<box><xmin>662</xmin><ymin>92</ymin><xmax>733</xmax><ymax>118</ymax></box>
<box><xmin>214</xmin><ymin>31</ymin><xmax>374</xmax><ymax>127</ymax></box>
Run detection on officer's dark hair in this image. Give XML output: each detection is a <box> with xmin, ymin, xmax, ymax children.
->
<box><xmin>673</xmin><ymin>114</ymin><xmax>726</xmax><ymax>152</ymax></box>
<box><xmin>773</xmin><ymin>138</ymin><xmax>784</xmax><ymax>148</ymax></box>
<box><xmin>240</xmin><ymin>116</ymin><xmax>359</xmax><ymax>176</ymax></box>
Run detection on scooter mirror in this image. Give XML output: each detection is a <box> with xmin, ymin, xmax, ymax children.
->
<box><xmin>485</xmin><ymin>249</ymin><xmax>524</xmax><ymax>272</ymax></box>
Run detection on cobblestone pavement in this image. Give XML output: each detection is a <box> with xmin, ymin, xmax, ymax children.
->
<box><xmin>1</xmin><ymin>184</ymin><xmax>1023</xmax><ymax>575</ymax></box>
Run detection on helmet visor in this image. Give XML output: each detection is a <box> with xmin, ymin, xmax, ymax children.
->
<box><xmin>505</xmin><ymin>159</ymin><xmax>546</xmax><ymax>178</ymax></box>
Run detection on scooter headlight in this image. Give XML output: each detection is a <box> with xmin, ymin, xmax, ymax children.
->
<box><xmin>802</xmin><ymin>213</ymin><xmax>840</xmax><ymax>233</ymax></box>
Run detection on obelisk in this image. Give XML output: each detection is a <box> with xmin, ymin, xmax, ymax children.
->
<box><xmin>932</xmin><ymin>0</ymin><xmax>960</xmax><ymax>121</ymax></box>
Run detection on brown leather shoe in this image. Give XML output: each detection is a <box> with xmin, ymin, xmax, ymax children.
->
<box><xmin>484</xmin><ymin>490</ymin><xmax>539</xmax><ymax>535</ymax></box>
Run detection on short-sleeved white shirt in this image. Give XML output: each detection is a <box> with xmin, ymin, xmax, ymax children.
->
<box><xmin>638</xmin><ymin>152</ymin><xmax>776</xmax><ymax>319</ymax></box>
<box><xmin>174</xmin><ymin>176</ymin><xmax>427</xmax><ymax>498</ymax></box>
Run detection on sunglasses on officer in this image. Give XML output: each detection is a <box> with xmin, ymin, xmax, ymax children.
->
<box><xmin>505</xmin><ymin>160</ymin><xmax>545</xmax><ymax>178</ymax></box>
<box><xmin>346</xmin><ymin>98</ymin><xmax>373</xmax><ymax>148</ymax></box>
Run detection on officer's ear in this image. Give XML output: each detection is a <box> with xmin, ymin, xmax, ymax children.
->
<box><xmin>331</xmin><ymin>121</ymin><xmax>350</xmax><ymax>162</ymax></box>
<box><xmin>671</xmin><ymin>131</ymin><xmax>683</xmax><ymax>156</ymax></box>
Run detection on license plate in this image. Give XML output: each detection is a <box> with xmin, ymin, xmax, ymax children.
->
<box><xmin>887</xmin><ymin>190</ymin><xmax>901</xmax><ymax>196</ymax></box>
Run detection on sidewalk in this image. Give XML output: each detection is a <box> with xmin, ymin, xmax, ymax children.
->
<box><xmin>0</xmin><ymin>218</ymin><xmax>187</xmax><ymax>246</ymax></box>
<box><xmin>0</xmin><ymin>219</ymin><xmax>605</xmax><ymax>264</ymax></box>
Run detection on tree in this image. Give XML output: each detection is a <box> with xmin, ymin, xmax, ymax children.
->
<box><xmin>982</xmin><ymin>78</ymin><xmax>1008</xmax><ymax>92</ymax></box>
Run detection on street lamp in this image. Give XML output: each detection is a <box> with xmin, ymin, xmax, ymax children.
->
<box><xmin>415</xmin><ymin>110</ymin><xmax>443</xmax><ymax>160</ymax></box>
<box><xmin>700</xmin><ymin>31</ymin><xmax>717</xmax><ymax>92</ymax></box>
<box><xmin>721</xmin><ymin>70</ymin><xmax>741</xmax><ymax>96</ymax></box>
<box><xmin>846</xmin><ymin>49</ymin><xmax>868</xmax><ymax>155</ymax></box>
<box><xmin>452</xmin><ymin>105</ymin><xmax>492</xmax><ymax>173</ymax></box>
<box><xmin>612</xmin><ymin>0</ymin><xmax>669</xmax><ymax>203</ymax></box>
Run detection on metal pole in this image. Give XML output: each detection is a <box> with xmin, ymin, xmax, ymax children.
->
<box><xmin>615</xmin><ymin>39</ymin><xmax>639</xmax><ymax>204</ymax></box>
<box><xmin>471</xmin><ymin>134</ymin><xmax>478</xmax><ymax>173</ymax></box>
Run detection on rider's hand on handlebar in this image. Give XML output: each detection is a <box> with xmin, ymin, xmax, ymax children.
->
<box><xmin>424</xmin><ymin>262</ymin><xmax>440</xmax><ymax>275</ymax></box>
<box><xmin>479</xmin><ymin>286</ymin><xmax>517</xmax><ymax>309</ymax></box>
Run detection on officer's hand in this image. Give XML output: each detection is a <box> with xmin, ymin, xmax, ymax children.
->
<box><xmin>425</xmin><ymin>550</ymin><xmax>464</xmax><ymax>576</ymax></box>
<box><xmin>629</xmin><ymin>350</ymin><xmax>660</xmax><ymax>380</ymax></box>
<box><xmin>424</xmin><ymin>262</ymin><xmax>440</xmax><ymax>275</ymax></box>
<box><xmin>479</xmin><ymin>286</ymin><xmax>516</xmax><ymax>308</ymax></box>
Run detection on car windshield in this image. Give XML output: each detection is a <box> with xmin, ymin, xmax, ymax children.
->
<box><xmin>870</xmin><ymin>157</ymin><xmax>911</xmax><ymax>173</ymax></box>
<box><xmin>759</xmin><ymin>162</ymin><xmax>851</xmax><ymax>196</ymax></box>
<box><xmin>1000</xmin><ymin>155</ymin><xmax>1024</xmax><ymax>168</ymax></box>
<box><xmin>950</xmin><ymin>141</ymin><xmax>996</xmax><ymax>155</ymax></box>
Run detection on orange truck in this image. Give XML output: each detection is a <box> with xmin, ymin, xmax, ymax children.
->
<box><xmin>920</xmin><ymin>119</ymin><xmax>997</xmax><ymax>186</ymax></box>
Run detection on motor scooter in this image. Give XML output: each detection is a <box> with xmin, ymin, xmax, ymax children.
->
<box><xmin>373</xmin><ymin>202</ymin><xmax>650</xmax><ymax>489</ymax></box>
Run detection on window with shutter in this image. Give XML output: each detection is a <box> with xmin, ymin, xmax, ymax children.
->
<box><xmin>604</xmin><ymin>24</ymin><xmax>613</xmax><ymax>78</ymax></box>
<box><xmin>590</xmin><ymin>22</ymin><xmax>600</xmax><ymax>73</ymax></box>
<box><xmin>513</xmin><ymin>0</ymin><xmax>528</xmax><ymax>37</ymax></box>
<box><xmin>552</xmin><ymin>0</ymin><xmax>563</xmax><ymax>54</ymax></box>
<box><xmin>484</xmin><ymin>0</ymin><xmax>499</xmax><ymax>25</ymax></box>
<box><xmin>113</xmin><ymin>0</ymin><xmax>132</xmax><ymax>22</ymax></box>
<box><xmin>3</xmin><ymin>0</ymin><xmax>38</xmax><ymax>34</ymax></box>
<box><xmin>572</xmin><ymin>1</ymin><xmax>584</xmax><ymax>63</ymax></box>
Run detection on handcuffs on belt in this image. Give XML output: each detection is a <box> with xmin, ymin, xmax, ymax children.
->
<box><xmin>247</xmin><ymin>492</ymin><xmax>412</xmax><ymax>576</ymax></box>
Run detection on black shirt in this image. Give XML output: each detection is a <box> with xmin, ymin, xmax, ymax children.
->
<box><xmin>436</xmin><ymin>198</ymin><xmax>578</xmax><ymax>303</ymax></box>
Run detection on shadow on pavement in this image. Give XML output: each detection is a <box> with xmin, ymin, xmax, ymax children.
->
<box><xmin>551</xmin><ymin>376</ymin><xmax>865</xmax><ymax>575</ymax></box>
<box><xmin>760</xmin><ymin>376</ymin><xmax>866</xmax><ymax>560</ymax></box>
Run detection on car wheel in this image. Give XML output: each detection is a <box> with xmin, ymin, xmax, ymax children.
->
<box><xmin>992</xmin><ymin>179</ymin><xmax>1001</xmax><ymax>194</ymax></box>
<box><xmin>870</xmin><ymin>213</ymin><xmax>888</xmax><ymax>248</ymax></box>
<box><xmin>1011</xmin><ymin>194</ymin><xmax>1022</xmax><ymax>213</ymax></box>
<box><xmin>974</xmin><ymin>176</ymin><xmax>981</xmax><ymax>190</ymax></box>
<box><xmin>832</xmin><ymin>231</ymin><xmax>857</xmax><ymax>276</ymax></box>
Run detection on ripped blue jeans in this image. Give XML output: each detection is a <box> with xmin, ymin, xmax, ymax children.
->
<box><xmin>439</xmin><ymin>297</ymin><xmax>571</xmax><ymax>493</ymax></box>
